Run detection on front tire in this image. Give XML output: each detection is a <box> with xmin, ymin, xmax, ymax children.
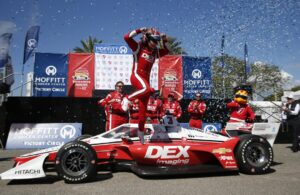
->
<box><xmin>55</xmin><ymin>141</ymin><xmax>97</xmax><ymax>183</ymax></box>
<box><xmin>235</xmin><ymin>135</ymin><xmax>273</xmax><ymax>174</ymax></box>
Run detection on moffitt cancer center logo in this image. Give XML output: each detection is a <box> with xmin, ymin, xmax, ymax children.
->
<box><xmin>192</xmin><ymin>69</ymin><xmax>202</xmax><ymax>79</ymax></box>
<box><xmin>27</xmin><ymin>39</ymin><xmax>38</xmax><ymax>49</ymax></box>
<box><xmin>45</xmin><ymin>65</ymin><xmax>57</xmax><ymax>76</ymax></box>
<box><xmin>60</xmin><ymin>125</ymin><xmax>76</xmax><ymax>139</ymax></box>
<box><xmin>119</xmin><ymin>46</ymin><xmax>128</xmax><ymax>54</ymax></box>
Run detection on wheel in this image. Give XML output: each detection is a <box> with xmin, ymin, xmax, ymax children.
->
<box><xmin>55</xmin><ymin>141</ymin><xmax>97</xmax><ymax>183</ymax></box>
<box><xmin>235</xmin><ymin>135</ymin><xmax>273</xmax><ymax>174</ymax></box>
<box><xmin>75</xmin><ymin>134</ymin><xmax>92</xmax><ymax>141</ymax></box>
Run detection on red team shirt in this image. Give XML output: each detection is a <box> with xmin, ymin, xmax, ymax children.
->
<box><xmin>161</xmin><ymin>100</ymin><xmax>182</xmax><ymax>119</ymax></box>
<box><xmin>146</xmin><ymin>97</ymin><xmax>162</xmax><ymax>124</ymax></box>
<box><xmin>188</xmin><ymin>100</ymin><xmax>206</xmax><ymax>128</ymax></box>
<box><xmin>98</xmin><ymin>91</ymin><xmax>128</xmax><ymax>131</ymax></box>
<box><xmin>227</xmin><ymin>101</ymin><xmax>255</xmax><ymax>123</ymax></box>
<box><xmin>129</xmin><ymin>100</ymin><xmax>140</xmax><ymax>124</ymax></box>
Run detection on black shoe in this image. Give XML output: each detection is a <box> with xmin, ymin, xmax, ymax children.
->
<box><xmin>292</xmin><ymin>148</ymin><xmax>299</xmax><ymax>152</ymax></box>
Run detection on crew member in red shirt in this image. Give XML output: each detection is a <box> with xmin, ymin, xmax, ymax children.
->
<box><xmin>146</xmin><ymin>93</ymin><xmax>162</xmax><ymax>124</ymax></box>
<box><xmin>129</xmin><ymin>99</ymin><xmax>140</xmax><ymax>124</ymax></box>
<box><xmin>188</xmin><ymin>92</ymin><xmax>206</xmax><ymax>129</ymax></box>
<box><xmin>227</xmin><ymin>89</ymin><xmax>255</xmax><ymax>123</ymax></box>
<box><xmin>98</xmin><ymin>81</ymin><xmax>128</xmax><ymax>131</ymax></box>
<box><xmin>161</xmin><ymin>92</ymin><xmax>182</xmax><ymax>120</ymax></box>
<box><xmin>122</xmin><ymin>27</ymin><xmax>169</xmax><ymax>143</ymax></box>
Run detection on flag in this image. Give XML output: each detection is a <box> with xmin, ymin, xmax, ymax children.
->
<box><xmin>23</xmin><ymin>26</ymin><xmax>40</xmax><ymax>64</ymax></box>
<box><xmin>220</xmin><ymin>34</ymin><xmax>225</xmax><ymax>68</ymax></box>
<box><xmin>244</xmin><ymin>43</ymin><xmax>250</xmax><ymax>76</ymax></box>
<box><xmin>0</xmin><ymin>33</ymin><xmax>12</xmax><ymax>68</ymax></box>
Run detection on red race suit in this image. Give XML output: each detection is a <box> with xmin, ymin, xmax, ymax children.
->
<box><xmin>98</xmin><ymin>91</ymin><xmax>128</xmax><ymax>131</ymax></box>
<box><xmin>188</xmin><ymin>100</ymin><xmax>206</xmax><ymax>128</ymax></box>
<box><xmin>129</xmin><ymin>100</ymin><xmax>140</xmax><ymax>124</ymax></box>
<box><xmin>227</xmin><ymin>101</ymin><xmax>255</xmax><ymax>123</ymax></box>
<box><xmin>124</xmin><ymin>28</ymin><xmax>169</xmax><ymax>132</ymax></box>
<box><xmin>161</xmin><ymin>100</ymin><xmax>182</xmax><ymax>119</ymax></box>
<box><xmin>146</xmin><ymin>97</ymin><xmax>162</xmax><ymax>124</ymax></box>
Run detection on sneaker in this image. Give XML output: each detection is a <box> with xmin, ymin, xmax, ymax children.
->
<box><xmin>138</xmin><ymin>130</ymin><xmax>145</xmax><ymax>144</ymax></box>
<box><xmin>121</xmin><ymin>97</ymin><xmax>130</xmax><ymax>112</ymax></box>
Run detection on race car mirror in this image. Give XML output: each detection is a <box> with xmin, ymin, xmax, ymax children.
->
<box><xmin>121</xmin><ymin>136</ymin><xmax>133</xmax><ymax>144</ymax></box>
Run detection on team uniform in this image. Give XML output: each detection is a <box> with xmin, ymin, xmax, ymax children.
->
<box><xmin>227</xmin><ymin>101</ymin><xmax>255</xmax><ymax>123</ymax></box>
<box><xmin>146</xmin><ymin>97</ymin><xmax>162</xmax><ymax>124</ymax></box>
<box><xmin>124</xmin><ymin>28</ymin><xmax>169</xmax><ymax>132</ymax></box>
<box><xmin>188</xmin><ymin>100</ymin><xmax>206</xmax><ymax>129</ymax></box>
<box><xmin>98</xmin><ymin>91</ymin><xmax>128</xmax><ymax>131</ymax></box>
<box><xmin>161</xmin><ymin>100</ymin><xmax>182</xmax><ymax>119</ymax></box>
<box><xmin>129</xmin><ymin>101</ymin><xmax>140</xmax><ymax>124</ymax></box>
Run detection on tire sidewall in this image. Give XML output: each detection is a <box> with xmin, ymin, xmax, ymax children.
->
<box><xmin>235</xmin><ymin>135</ymin><xmax>273</xmax><ymax>174</ymax></box>
<box><xmin>55</xmin><ymin>141</ymin><xmax>97</xmax><ymax>183</ymax></box>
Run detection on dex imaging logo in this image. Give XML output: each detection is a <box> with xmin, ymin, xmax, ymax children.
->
<box><xmin>27</xmin><ymin>39</ymin><xmax>37</xmax><ymax>49</ymax></box>
<box><xmin>192</xmin><ymin>69</ymin><xmax>202</xmax><ymax>79</ymax></box>
<box><xmin>45</xmin><ymin>66</ymin><xmax>57</xmax><ymax>76</ymax></box>
<box><xmin>119</xmin><ymin>46</ymin><xmax>128</xmax><ymax>54</ymax></box>
<box><xmin>60</xmin><ymin>125</ymin><xmax>76</xmax><ymax>139</ymax></box>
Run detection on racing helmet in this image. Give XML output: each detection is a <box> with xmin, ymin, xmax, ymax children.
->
<box><xmin>234</xmin><ymin>90</ymin><xmax>248</xmax><ymax>104</ymax></box>
<box><xmin>145</xmin><ymin>28</ymin><xmax>161</xmax><ymax>43</ymax></box>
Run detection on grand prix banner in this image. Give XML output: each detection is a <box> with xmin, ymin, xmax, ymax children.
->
<box><xmin>94</xmin><ymin>44</ymin><xmax>159</xmax><ymax>90</ymax></box>
<box><xmin>158</xmin><ymin>55</ymin><xmax>183</xmax><ymax>98</ymax></box>
<box><xmin>6</xmin><ymin>123</ymin><xmax>82</xmax><ymax>149</ymax></box>
<box><xmin>33</xmin><ymin>53</ymin><xmax>68</xmax><ymax>97</ymax></box>
<box><xmin>68</xmin><ymin>53</ymin><xmax>94</xmax><ymax>97</ymax></box>
<box><xmin>182</xmin><ymin>57</ymin><xmax>212</xmax><ymax>99</ymax></box>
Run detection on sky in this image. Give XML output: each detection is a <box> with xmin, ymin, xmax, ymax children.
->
<box><xmin>0</xmin><ymin>0</ymin><xmax>300</xmax><ymax>96</ymax></box>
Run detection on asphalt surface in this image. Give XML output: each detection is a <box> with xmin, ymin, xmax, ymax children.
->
<box><xmin>0</xmin><ymin>144</ymin><xmax>300</xmax><ymax>195</ymax></box>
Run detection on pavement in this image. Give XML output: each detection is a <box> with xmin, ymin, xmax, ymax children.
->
<box><xmin>0</xmin><ymin>144</ymin><xmax>300</xmax><ymax>195</ymax></box>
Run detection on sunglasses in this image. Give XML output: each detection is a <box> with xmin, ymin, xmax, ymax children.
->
<box><xmin>235</xmin><ymin>95</ymin><xmax>247</xmax><ymax>100</ymax></box>
<box><xmin>116</xmin><ymin>85</ymin><xmax>123</xmax><ymax>88</ymax></box>
<box><xmin>195</xmin><ymin>95</ymin><xmax>201</xmax><ymax>97</ymax></box>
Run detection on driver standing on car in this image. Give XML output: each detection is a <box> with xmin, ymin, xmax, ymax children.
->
<box><xmin>98</xmin><ymin>81</ymin><xmax>129</xmax><ymax>131</ymax></box>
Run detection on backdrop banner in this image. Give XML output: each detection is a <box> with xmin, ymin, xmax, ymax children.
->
<box><xmin>94</xmin><ymin>44</ymin><xmax>158</xmax><ymax>90</ymax></box>
<box><xmin>68</xmin><ymin>53</ymin><xmax>94</xmax><ymax>97</ymax></box>
<box><xmin>182</xmin><ymin>57</ymin><xmax>212</xmax><ymax>99</ymax></box>
<box><xmin>158</xmin><ymin>55</ymin><xmax>183</xmax><ymax>99</ymax></box>
<box><xmin>33</xmin><ymin>53</ymin><xmax>68</xmax><ymax>97</ymax></box>
<box><xmin>6</xmin><ymin>123</ymin><xmax>82</xmax><ymax>149</ymax></box>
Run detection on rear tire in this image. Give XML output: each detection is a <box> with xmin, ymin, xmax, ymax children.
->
<box><xmin>235</xmin><ymin>135</ymin><xmax>273</xmax><ymax>174</ymax></box>
<box><xmin>55</xmin><ymin>141</ymin><xmax>97</xmax><ymax>183</ymax></box>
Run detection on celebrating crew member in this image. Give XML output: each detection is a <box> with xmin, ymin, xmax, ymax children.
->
<box><xmin>227</xmin><ymin>89</ymin><xmax>255</xmax><ymax>123</ymax></box>
<box><xmin>98</xmin><ymin>81</ymin><xmax>128</xmax><ymax>131</ymax></box>
<box><xmin>129</xmin><ymin>99</ymin><xmax>140</xmax><ymax>124</ymax></box>
<box><xmin>161</xmin><ymin>92</ymin><xmax>182</xmax><ymax>120</ymax></box>
<box><xmin>188</xmin><ymin>92</ymin><xmax>206</xmax><ymax>129</ymax></box>
<box><xmin>121</xmin><ymin>27</ymin><xmax>169</xmax><ymax>144</ymax></box>
<box><xmin>146</xmin><ymin>93</ymin><xmax>162</xmax><ymax>124</ymax></box>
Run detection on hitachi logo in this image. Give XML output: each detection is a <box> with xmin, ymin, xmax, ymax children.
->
<box><xmin>15</xmin><ymin>169</ymin><xmax>41</xmax><ymax>175</ymax></box>
<box><xmin>145</xmin><ymin>146</ymin><xmax>190</xmax><ymax>159</ymax></box>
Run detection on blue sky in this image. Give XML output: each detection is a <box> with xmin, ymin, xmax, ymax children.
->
<box><xmin>1</xmin><ymin>0</ymin><xmax>300</xmax><ymax>95</ymax></box>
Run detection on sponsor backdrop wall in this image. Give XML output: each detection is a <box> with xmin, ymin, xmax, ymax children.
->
<box><xmin>33</xmin><ymin>53</ymin><xmax>68</xmax><ymax>97</ymax></box>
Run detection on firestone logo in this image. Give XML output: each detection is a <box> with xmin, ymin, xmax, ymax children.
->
<box><xmin>60</xmin><ymin>125</ymin><xmax>76</xmax><ymax>139</ymax></box>
<box><xmin>192</xmin><ymin>69</ymin><xmax>202</xmax><ymax>79</ymax></box>
<box><xmin>45</xmin><ymin>66</ymin><xmax>57</xmax><ymax>76</ymax></box>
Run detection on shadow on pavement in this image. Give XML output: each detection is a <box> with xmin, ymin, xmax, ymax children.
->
<box><xmin>0</xmin><ymin>157</ymin><xmax>13</xmax><ymax>162</ymax></box>
<box><xmin>6</xmin><ymin>172</ymin><xmax>113</xmax><ymax>185</ymax></box>
<box><xmin>141</xmin><ymin>171</ymin><xmax>240</xmax><ymax>180</ymax></box>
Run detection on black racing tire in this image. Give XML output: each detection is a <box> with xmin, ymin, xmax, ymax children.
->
<box><xmin>55</xmin><ymin>141</ymin><xmax>97</xmax><ymax>183</ymax></box>
<box><xmin>75</xmin><ymin>134</ymin><xmax>92</xmax><ymax>141</ymax></box>
<box><xmin>235</xmin><ymin>134</ymin><xmax>273</xmax><ymax>174</ymax></box>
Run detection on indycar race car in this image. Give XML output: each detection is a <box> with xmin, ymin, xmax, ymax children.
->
<box><xmin>0</xmin><ymin>115</ymin><xmax>277</xmax><ymax>183</ymax></box>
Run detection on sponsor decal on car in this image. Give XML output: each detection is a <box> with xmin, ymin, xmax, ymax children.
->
<box><xmin>145</xmin><ymin>146</ymin><xmax>190</xmax><ymax>165</ymax></box>
<box><xmin>212</xmin><ymin>148</ymin><xmax>232</xmax><ymax>154</ymax></box>
<box><xmin>15</xmin><ymin>169</ymin><xmax>41</xmax><ymax>175</ymax></box>
<box><xmin>219</xmin><ymin>155</ymin><xmax>234</xmax><ymax>161</ymax></box>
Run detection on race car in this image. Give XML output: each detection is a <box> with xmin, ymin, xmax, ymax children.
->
<box><xmin>0</xmin><ymin>115</ymin><xmax>274</xmax><ymax>183</ymax></box>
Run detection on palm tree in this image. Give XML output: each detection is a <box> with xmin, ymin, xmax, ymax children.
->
<box><xmin>166</xmin><ymin>36</ymin><xmax>187</xmax><ymax>55</ymax></box>
<box><xmin>73</xmin><ymin>36</ymin><xmax>102</xmax><ymax>53</ymax></box>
